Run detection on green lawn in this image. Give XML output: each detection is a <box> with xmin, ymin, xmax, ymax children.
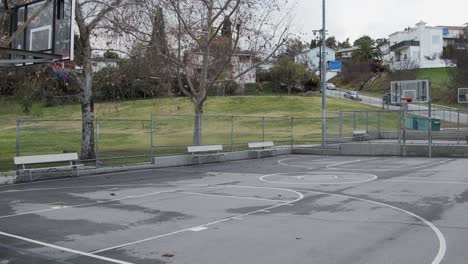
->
<box><xmin>0</xmin><ymin>96</ymin><xmax>383</xmax><ymax>171</ymax></box>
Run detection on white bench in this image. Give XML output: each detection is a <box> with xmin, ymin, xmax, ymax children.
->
<box><xmin>353</xmin><ymin>130</ymin><xmax>369</xmax><ymax>141</ymax></box>
<box><xmin>248</xmin><ymin>141</ymin><xmax>277</xmax><ymax>158</ymax></box>
<box><xmin>187</xmin><ymin>145</ymin><xmax>224</xmax><ymax>164</ymax></box>
<box><xmin>14</xmin><ymin>153</ymin><xmax>82</xmax><ymax>182</ymax></box>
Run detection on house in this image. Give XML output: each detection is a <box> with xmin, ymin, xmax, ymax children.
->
<box><xmin>336</xmin><ymin>47</ymin><xmax>359</xmax><ymax>59</ymax></box>
<box><xmin>231</xmin><ymin>51</ymin><xmax>256</xmax><ymax>85</ymax></box>
<box><xmin>386</xmin><ymin>21</ymin><xmax>465</xmax><ymax>70</ymax></box>
<box><xmin>436</xmin><ymin>25</ymin><xmax>465</xmax><ymax>47</ymax></box>
<box><xmin>91</xmin><ymin>58</ymin><xmax>120</xmax><ymax>72</ymax></box>
<box><xmin>187</xmin><ymin>16</ymin><xmax>256</xmax><ymax>86</ymax></box>
<box><xmin>295</xmin><ymin>46</ymin><xmax>337</xmax><ymax>81</ymax></box>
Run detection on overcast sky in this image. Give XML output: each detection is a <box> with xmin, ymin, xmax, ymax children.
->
<box><xmin>292</xmin><ymin>0</ymin><xmax>468</xmax><ymax>43</ymax></box>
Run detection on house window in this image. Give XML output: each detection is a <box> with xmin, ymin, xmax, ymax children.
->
<box><xmin>396</xmin><ymin>52</ymin><xmax>402</xmax><ymax>62</ymax></box>
<box><xmin>432</xmin><ymin>35</ymin><xmax>441</xmax><ymax>45</ymax></box>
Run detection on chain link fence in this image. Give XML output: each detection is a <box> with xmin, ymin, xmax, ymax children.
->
<box><xmin>8</xmin><ymin>109</ymin><xmax>468</xmax><ymax>171</ymax></box>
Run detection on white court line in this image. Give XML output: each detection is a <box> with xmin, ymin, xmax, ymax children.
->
<box><xmin>304</xmin><ymin>190</ymin><xmax>446</xmax><ymax>264</ymax></box>
<box><xmin>0</xmin><ymin>183</ymin><xmax>208</xmax><ymax>194</ymax></box>
<box><xmin>90</xmin><ymin>186</ymin><xmax>304</xmax><ymax>254</ymax></box>
<box><xmin>326</xmin><ymin>158</ymin><xmax>453</xmax><ymax>172</ymax></box>
<box><xmin>384</xmin><ymin>179</ymin><xmax>468</xmax><ymax>185</ymax></box>
<box><xmin>277</xmin><ymin>156</ymin><xmax>336</xmax><ymax>170</ymax></box>
<box><xmin>259</xmin><ymin>172</ymin><xmax>378</xmax><ymax>185</ymax></box>
<box><xmin>0</xmin><ymin>184</ymin><xmax>287</xmax><ymax>219</ymax></box>
<box><xmin>0</xmin><ymin>231</ymin><xmax>133</xmax><ymax>264</ymax></box>
<box><xmin>178</xmin><ymin>191</ymin><xmax>288</xmax><ymax>203</ymax></box>
<box><xmin>0</xmin><ymin>189</ymin><xmax>183</xmax><ymax>219</ymax></box>
<box><xmin>325</xmin><ymin>158</ymin><xmax>379</xmax><ymax>169</ymax></box>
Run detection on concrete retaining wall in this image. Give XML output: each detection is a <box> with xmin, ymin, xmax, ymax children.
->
<box><xmin>373</xmin><ymin>131</ymin><xmax>468</xmax><ymax>141</ymax></box>
<box><xmin>340</xmin><ymin>143</ymin><xmax>468</xmax><ymax>157</ymax></box>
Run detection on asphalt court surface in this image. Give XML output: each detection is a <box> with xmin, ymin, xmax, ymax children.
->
<box><xmin>1</xmin><ymin>155</ymin><xmax>468</xmax><ymax>263</ymax></box>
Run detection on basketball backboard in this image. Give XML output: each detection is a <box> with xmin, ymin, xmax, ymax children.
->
<box><xmin>0</xmin><ymin>0</ymin><xmax>75</xmax><ymax>67</ymax></box>
<box><xmin>459</xmin><ymin>88</ymin><xmax>468</xmax><ymax>104</ymax></box>
<box><xmin>390</xmin><ymin>80</ymin><xmax>430</xmax><ymax>104</ymax></box>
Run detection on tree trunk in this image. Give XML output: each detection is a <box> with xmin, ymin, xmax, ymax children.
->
<box><xmin>79</xmin><ymin>37</ymin><xmax>95</xmax><ymax>160</ymax></box>
<box><xmin>193</xmin><ymin>102</ymin><xmax>204</xmax><ymax>145</ymax></box>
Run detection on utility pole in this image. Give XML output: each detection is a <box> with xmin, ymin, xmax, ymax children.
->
<box><xmin>321</xmin><ymin>0</ymin><xmax>327</xmax><ymax>147</ymax></box>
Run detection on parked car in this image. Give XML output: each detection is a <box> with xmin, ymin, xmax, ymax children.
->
<box><xmin>344</xmin><ymin>91</ymin><xmax>361</xmax><ymax>101</ymax></box>
<box><xmin>326</xmin><ymin>83</ymin><xmax>337</xmax><ymax>90</ymax></box>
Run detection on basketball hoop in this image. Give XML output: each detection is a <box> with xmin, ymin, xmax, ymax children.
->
<box><xmin>401</xmin><ymin>97</ymin><xmax>413</xmax><ymax>103</ymax></box>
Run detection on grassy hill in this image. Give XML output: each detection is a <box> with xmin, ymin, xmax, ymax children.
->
<box><xmin>0</xmin><ymin>96</ymin><xmax>378</xmax><ymax>171</ymax></box>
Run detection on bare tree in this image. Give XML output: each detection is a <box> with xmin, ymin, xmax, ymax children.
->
<box><xmin>74</xmin><ymin>0</ymin><xmax>128</xmax><ymax>159</ymax></box>
<box><xmin>115</xmin><ymin>0</ymin><xmax>292</xmax><ymax>145</ymax></box>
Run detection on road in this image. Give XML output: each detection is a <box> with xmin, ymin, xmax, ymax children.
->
<box><xmin>327</xmin><ymin>89</ymin><xmax>468</xmax><ymax>125</ymax></box>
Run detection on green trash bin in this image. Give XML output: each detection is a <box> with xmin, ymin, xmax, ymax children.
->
<box><xmin>405</xmin><ymin>116</ymin><xmax>418</xmax><ymax>130</ymax></box>
<box><xmin>416</xmin><ymin>118</ymin><xmax>441</xmax><ymax>131</ymax></box>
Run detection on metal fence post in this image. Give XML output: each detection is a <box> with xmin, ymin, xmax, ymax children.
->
<box><xmin>150</xmin><ymin>113</ymin><xmax>155</xmax><ymax>164</ymax></box>
<box><xmin>377</xmin><ymin>112</ymin><xmax>381</xmax><ymax>138</ymax></box>
<box><xmin>290</xmin><ymin>117</ymin><xmax>295</xmax><ymax>148</ymax></box>
<box><xmin>262</xmin><ymin>116</ymin><xmax>265</xmax><ymax>142</ymax></box>
<box><xmin>397</xmin><ymin>109</ymin><xmax>402</xmax><ymax>144</ymax></box>
<box><xmin>457</xmin><ymin>111</ymin><xmax>460</xmax><ymax>145</ymax></box>
<box><xmin>96</xmin><ymin>119</ymin><xmax>100</xmax><ymax>168</ymax></box>
<box><xmin>339</xmin><ymin>112</ymin><xmax>343</xmax><ymax>139</ymax></box>
<box><xmin>366</xmin><ymin>111</ymin><xmax>369</xmax><ymax>132</ymax></box>
<box><xmin>230</xmin><ymin>115</ymin><xmax>234</xmax><ymax>152</ymax></box>
<box><xmin>16</xmin><ymin>119</ymin><xmax>20</xmax><ymax>157</ymax></box>
<box><xmin>353</xmin><ymin>112</ymin><xmax>356</xmax><ymax>130</ymax></box>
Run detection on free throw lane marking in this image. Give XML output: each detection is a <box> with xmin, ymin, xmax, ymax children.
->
<box><xmin>90</xmin><ymin>186</ymin><xmax>304</xmax><ymax>254</ymax></box>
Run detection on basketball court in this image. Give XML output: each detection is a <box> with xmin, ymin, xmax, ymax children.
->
<box><xmin>1</xmin><ymin>155</ymin><xmax>468</xmax><ymax>264</ymax></box>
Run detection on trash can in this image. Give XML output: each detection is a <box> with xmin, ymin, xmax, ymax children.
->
<box><xmin>416</xmin><ymin>118</ymin><xmax>441</xmax><ymax>131</ymax></box>
<box><xmin>405</xmin><ymin>117</ymin><xmax>418</xmax><ymax>130</ymax></box>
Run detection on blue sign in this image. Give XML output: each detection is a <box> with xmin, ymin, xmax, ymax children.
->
<box><xmin>328</xmin><ymin>60</ymin><xmax>342</xmax><ymax>72</ymax></box>
<box><xmin>443</xmin><ymin>28</ymin><xmax>449</xmax><ymax>36</ymax></box>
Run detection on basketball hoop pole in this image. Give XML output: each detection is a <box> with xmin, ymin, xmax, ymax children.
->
<box><xmin>321</xmin><ymin>0</ymin><xmax>327</xmax><ymax>148</ymax></box>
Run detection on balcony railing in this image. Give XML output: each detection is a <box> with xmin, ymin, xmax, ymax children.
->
<box><xmin>390</xmin><ymin>40</ymin><xmax>420</xmax><ymax>51</ymax></box>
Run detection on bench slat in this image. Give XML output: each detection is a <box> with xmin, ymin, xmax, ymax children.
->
<box><xmin>248</xmin><ymin>142</ymin><xmax>275</xmax><ymax>149</ymax></box>
<box><xmin>187</xmin><ymin>145</ymin><xmax>223</xmax><ymax>153</ymax></box>
<box><xmin>14</xmin><ymin>153</ymin><xmax>79</xmax><ymax>165</ymax></box>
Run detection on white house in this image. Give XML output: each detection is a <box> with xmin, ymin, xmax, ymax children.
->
<box><xmin>295</xmin><ymin>46</ymin><xmax>337</xmax><ymax>81</ymax></box>
<box><xmin>387</xmin><ymin>21</ymin><xmax>464</xmax><ymax>70</ymax></box>
<box><xmin>189</xmin><ymin>51</ymin><xmax>256</xmax><ymax>85</ymax></box>
<box><xmin>232</xmin><ymin>52</ymin><xmax>256</xmax><ymax>85</ymax></box>
<box><xmin>336</xmin><ymin>47</ymin><xmax>359</xmax><ymax>59</ymax></box>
